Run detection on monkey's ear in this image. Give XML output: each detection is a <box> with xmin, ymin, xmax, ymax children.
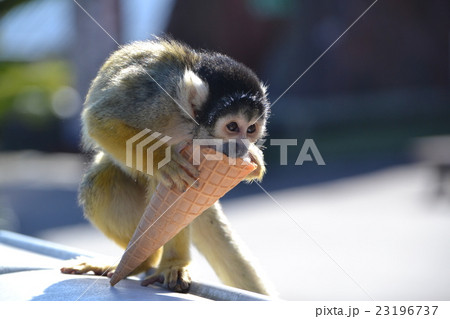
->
<box><xmin>176</xmin><ymin>69</ymin><xmax>209</xmax><ymax>118</ymax></box>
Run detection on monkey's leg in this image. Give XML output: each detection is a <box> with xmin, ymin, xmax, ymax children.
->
<box><xmin>141</xmin><ymin>227</ymin><xmax>191</xmax><ymax>293</ymax></box>
<box><xmin>61</xmin><ymin>152</ymin><xmax>162</xmax><ymax>276</ymax></box>
<box><xmin>190</xmin><ymin>202</ymin><xmax>274</xmax><ymax>296</ymax></box>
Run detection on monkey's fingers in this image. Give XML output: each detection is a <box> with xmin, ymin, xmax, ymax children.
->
<box><xmin>159</xmin><ymin>172</ymin><xmax>175</xmax><ymax>189</ymax></box>
<box><xmin>141</xmin><ymin>274</ymin><xmax>164</xmax><ymax>286</ymax></box>
<box><xmin>171</xmin><ymin>150</ymin><xmax>200</xmax><ymax>179</ymax></box>
<box><xmin>60</xmin><ymin>257</ymin><xmax>116</xmax><ymax>276</ymax></box>
<box><xmin>173</xmin><ymin>168</ymin><xmax>199</xmax><ymax>190</ymax></box>
<box><xmin>167</xmin><ymin>267</ymin><xmax>191</xmax><ymax>292</ymax></box>
<box><xmin>60</xmin><ymin>264</ymin><xmax>110</xmax><ymax>276</ymax></box>
<box><xmin>141</xmin><ymin>266</ymin><xmax>191</xmax><ymax>293</ymax></box>
<box><xmin>159</xmin><ymin>163</ymin><xmax>199</xmax><ymax>192</ymax></box>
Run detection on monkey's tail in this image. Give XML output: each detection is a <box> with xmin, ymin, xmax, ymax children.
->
<box><xmin>190</xmin><ymin>202</ymin><xmax>276</xmax><ymax>296</ymax></box>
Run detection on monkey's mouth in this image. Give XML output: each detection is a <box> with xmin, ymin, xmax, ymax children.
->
<box><xmin>221</xmin><ymin>140</ymin><xmax>249</xmax><ymax>159</ymax></box>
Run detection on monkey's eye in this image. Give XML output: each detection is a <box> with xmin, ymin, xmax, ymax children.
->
<box><xmin>226</xmin><ymin>122</ymin><xmax>238</xmax><ymax>132</ymax></box>
<box><xmin>247</xmin><ymin>124</ymin><xmax>256</xmax><ymax>134</ymax></box>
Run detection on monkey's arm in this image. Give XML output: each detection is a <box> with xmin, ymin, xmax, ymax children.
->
<box><xmin>83</xmin><ymin>111</ymin><xmax>163</xmax><ymax>172</ymax></box>
<box><xmin>83</xmin><ymin>108</ymin><xmax>199</xmax><ymax>190</ymax></box>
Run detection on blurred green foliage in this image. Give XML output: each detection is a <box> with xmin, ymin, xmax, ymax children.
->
<box><xmin>0</xmin><ymin>60</ymin><xmax>73</xmax><ymax>150</ymax></box>
<box><xmin>0</xmin><ymin>60</ymin><xmax>71</xmax><ymax>119</ymax></box>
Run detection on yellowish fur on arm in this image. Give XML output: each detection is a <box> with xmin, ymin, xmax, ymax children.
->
<box><xmin>84</xmin><ymin>111</ymin><xmax>171</xmax><ymax>174</ymax></box>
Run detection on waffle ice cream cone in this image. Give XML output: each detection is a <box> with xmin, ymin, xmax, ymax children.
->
<box><xmin>110</xmin><ymin>145</ymin><xmax>256</xmax><ymax>286</ymax></box>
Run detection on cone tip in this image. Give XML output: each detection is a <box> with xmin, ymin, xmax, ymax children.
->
<box><xmin>109</xmin><ymin>275</ymin><xmax>120</xmax><ymax>286</ymax></box>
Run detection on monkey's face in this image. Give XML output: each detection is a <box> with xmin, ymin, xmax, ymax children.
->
<box><xmin>212</xmin><ymin>110</ymin><xmax>265</xmax><ymax>158</ymax></box>
<box><xmin>192</xmin><ymin>89</ymin><xmax>269</xmax><ymax>159</ymax></box>
<box><xmin>182</xmin><ymin>51</ymin><xmax>270</xmax><ymax>158</ymax></box>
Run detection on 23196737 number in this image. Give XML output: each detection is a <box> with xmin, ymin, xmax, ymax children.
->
<box><xmin>376</xmin><ymin>306</ymin><xmax>438</xmax><ymax>316</ymax></box>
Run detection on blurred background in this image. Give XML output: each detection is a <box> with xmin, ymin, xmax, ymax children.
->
<box><xmin>0</xmin><ymin>0</ymin><xmax>449</xmax><ymax>300</ymax></box>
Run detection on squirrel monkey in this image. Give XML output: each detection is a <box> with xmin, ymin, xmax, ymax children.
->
<box><xmin>61</xmin><ymin>38</ymin><xmax>274</xmax><ymax>295</ymax></box>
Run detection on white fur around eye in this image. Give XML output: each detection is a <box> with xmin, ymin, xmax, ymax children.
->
<box><xmin>177</xmin><ymin>69</ymin><xmax>209</xmax><ymax>116</ymax></box>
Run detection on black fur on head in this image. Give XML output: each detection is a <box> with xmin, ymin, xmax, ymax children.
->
<box><xmin>193</xmin><ymin>52</ymin><xmax>270</xmax><ymax>127</ymax></box>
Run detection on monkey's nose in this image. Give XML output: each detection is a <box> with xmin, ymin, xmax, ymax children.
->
<box><xmin>222</xmin><ymin>140</ymin><xmax>249</xmax><ymax>158</ymax></box>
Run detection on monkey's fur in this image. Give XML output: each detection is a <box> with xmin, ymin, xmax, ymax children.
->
<box><xmin>62</xmin><ymin>38</ymin><xmax>274</xmax><ymax>295</ymax></box>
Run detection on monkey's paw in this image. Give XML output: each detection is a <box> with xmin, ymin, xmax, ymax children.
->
<box><xmin>158</xmin><ymin>148</ymin><xmax>200</xmax><ymax>192</ymax></box>
<box><xmin>60</xmin><ymin>257</ymin><xmax>116</xmax><ymax>277</ymax></box>
<box><xmin>141</xmin><ymin>265</ymin><xmax>191</xmax><ymax>293</ymax></box>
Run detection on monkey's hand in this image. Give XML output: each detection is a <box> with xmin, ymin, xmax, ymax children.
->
<box><xmin>60</xmin><ymin>257</ymin><xmax>116</xmax><ymax>277</ymax></box>
<box><xmin>141</xmin><ymin>264</ymin><xmax>191</xmax><ymax>293</ymax></box>
<box><xmin>245</xmin><ymin>143</ymin><xmax>266</xmax><ymax>182</ymax></box>
<box><xmin>155</xmin><ymin>145</ymin><xmax>199</xmax><ymax>192</ymax></box>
